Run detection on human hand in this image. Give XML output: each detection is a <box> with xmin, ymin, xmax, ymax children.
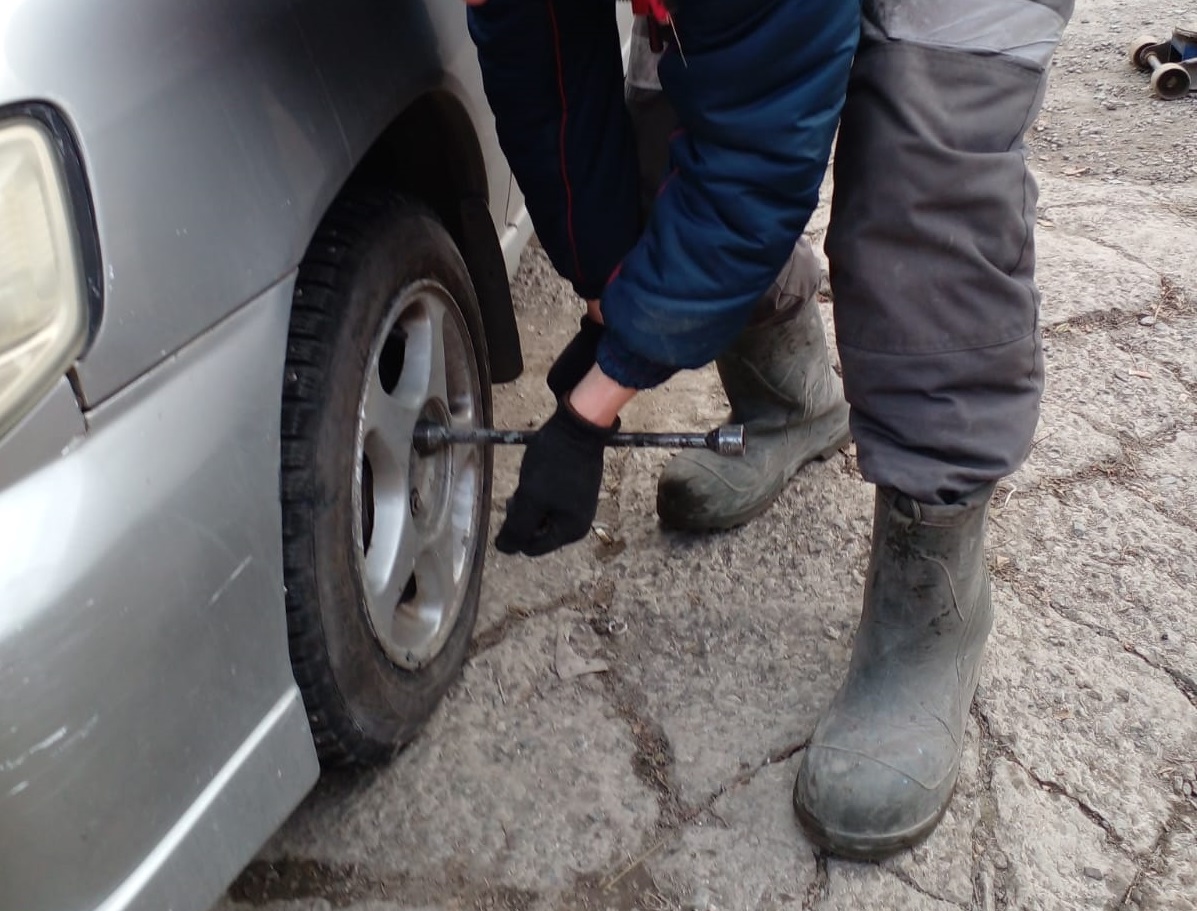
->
<box><xmin>495</xmin><ymin>400</ymin><xmax>619</xmax><ymax>557</ymax></box>
<box><xmin>546</xmin><ymin>315</ymin><xmax>604</xmax><ymax>398</ymax></box>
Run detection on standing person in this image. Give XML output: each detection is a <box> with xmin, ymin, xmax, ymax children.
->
<box><xmin>465</xmin><ymin>0</ymin><xmax>1073</xmax><ymax>859</ymax></box>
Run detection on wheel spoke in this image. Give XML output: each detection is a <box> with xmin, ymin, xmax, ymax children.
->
<box><xmin>448</xmin><ymin>408</ymin><xmax>483</xmax><ymax>469</ymax></box>
<box><xmin>364</xmin><ymin>505</ymin><xmax>419</xmax><ymax>633</ymax></box>
<box><xmin>433</xmin><ymin>507</ymin><xmax>464</xmax><ymax>593</ymax></box>
<box><xmin>446</xmin><ymin>435</ymin><xmax>481</xmax><ymax>549</ymax></box>
<box><xmin>418</xmin><ymin>515</ymin><xmax>464</xmax><ymax>608</ymax></box>
<box><xmin>396</xmin><ymin>297</ymin><xmax>449</xmax><ymax>410</ymax></box>
<box><xmin>453</xmin><ymin>442</ymin><xmax>483</xmax><ymax>494</ymax></box>
<box><xmin>362</xmin><ymin>369</ymin><xmax>419</xmax><ymax>475</ymax></box>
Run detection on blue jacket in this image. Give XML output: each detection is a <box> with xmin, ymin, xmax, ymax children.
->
<box><xmin>470</xmin><ymin>0</ymin><xmax>860</xmax><ymax>389</ymax></box>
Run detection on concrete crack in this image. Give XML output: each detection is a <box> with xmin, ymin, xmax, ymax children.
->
<box><xmin>993</xmin><ymin>541</ymin><xmax>1197</xmax><ymax>713</ymax></box>
<box><xmin>1117</xmin><ymin>812</ymin><xmax>1173</xmax><ymax>909</ymax></box>
<box><xmin>1043</xmin><ymin>598</ymin><xmax>1197</xmax><ymax>711</ymax></box>
<box><xmin>229</xmin><ymin>858</ymin><xmax>391</xmax><ymax>907</ymax></box>
<box><xmin>768</xmin><ymin>739</ymin><xmax>810</xmax><ymax>766</ymax></box>
<box><xmin>886</xmin><ymin>866</ymin><xmax>970</xmax><ymax>910</ymax></box>
<box><xmin>228</xmin><ymin>858</ymin><xmax>539</xmax><ymax>910</ymax></box>
<box><xmin>1116</xmin><ymin>473</ymin><xmax>1197</xmax><ymax>537</ymax></box>
<box><xmin>591</xmin><ymin>686</ymin><xmax>816</xmax><ymax>899</ymax></box>
<box><xmin>976</xmin><ymin>701</ymin><xmax>1126</xmax><ymax>850</ymax></box>
<box><xmin>469</xmin><ymin>580</ymin><xmax>615</xmax><ymax>659</ymax></box>
<box><xmin>708</xmin><ymin>737</ymin><xmax>810</xmax><ymax>804</ymax></box>
<box><xmin>971</xmin><ymin>703</ymin><xmax>1139</xmax><ymax>861</ymax></box>
<box><xmin>1042</xmin><ymin>307</ymin><xmax>1142</xmax><ymax>336</ymax></box>
<box><xmin>576</xmin><ymin>867</ymin><xmax>681</xmax><ymax>910</ymax></box>
<box><xmin>1021</xmin><ymin>761</ymin><xmax>1121</xmax><ymax>844</ymax></box>
<box><xmin>1127</xmin><ymin>655</ymin><xmax>1197</xmax><ymax>711</ymax></box>
<box><xmin>1132</xmin><ymin>355</ymin><xmax>1197</xmax><ymax>402</ymax></box>
<box><xmin>1157</xmin><ymin>275</ymin><xmax>1192</xmax><ymax>311</ymax></box>
<box><xmin>973</xmin><ymin>705</ymin><xmax>1191</xmax><ymax>909</ymax></box>
<box><xmin>561</xmin><ymin>447</ymin><xmax>702</xmax><ymax>900</ymax></box>
<box><xmin>601</xmin><ymin>669</ymin><xmax>682</xmax><ymax>822</ymax></box>
<box><xmin>1004</xmin><ymin>422</ymin><xmax>1193</xmax><ymax>501</ymax></box>
<box><xmin>801</xmin><ymin>851</ymin><xmax>830</xmax><ymax>911</ymax></box>
<box><xmin>1043</xmin><ymin>231</ymin><xmax>1174</xmax><ymax>282</ymax></box>
<box><xmin>971</xmin><ymin>707</ymin><xmax>1011</xmax><ymax>911</ymax></box>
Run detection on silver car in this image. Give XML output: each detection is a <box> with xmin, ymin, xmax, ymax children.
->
<box><xmin>0</xmin><ymin>3</ymin><xmax>534</xmax><ymax>910</ymax></box>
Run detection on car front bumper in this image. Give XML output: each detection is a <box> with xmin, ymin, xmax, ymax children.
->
<box><xmin>0</xmin><ymin>277</ymin><xmax>319</xmax><ymax>911</ymax></box>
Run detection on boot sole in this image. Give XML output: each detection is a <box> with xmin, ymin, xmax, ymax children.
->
<box><xmin>658</xmin><ymin>421</ymin><xmax>850</xmax><ymax>532</ymax></box>
<box><xmin>792</xmin><ymin>788</ymin><xmax>952</xmax><ymax>861</ymax></box>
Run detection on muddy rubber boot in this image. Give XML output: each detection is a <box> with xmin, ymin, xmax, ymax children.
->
<box><xmin>793</xmin><ymin>483</ymin><xmax>996</xmax><ymax>859</ymax></box>
<box><xmin>656</xmin><ymin>253</ymin><xmax>849</xmax><ymax>530</ymax></box>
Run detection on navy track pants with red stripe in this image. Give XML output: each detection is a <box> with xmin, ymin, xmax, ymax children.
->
<box><xmin>468</xmin><ymin>0</ymin><xmax>640</xmax><ymax>302</ymax></box>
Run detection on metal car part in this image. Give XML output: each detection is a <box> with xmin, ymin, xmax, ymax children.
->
<box><xmin>0</xmin><ymin>0</ymin><xmax>526</xmax><ymax>408</ymax></box>
<box><xmin>0</xmin><ymin>117</ymin><xmax>88</xmax><ymax>438</ymax></box>
<box><xmin>0</xmin><ymin>0</ymin><xmax>532</xmax><ymax>909</ymax></box>
<box><xmin>413</xmin><ymin>422</ymin><xmax>749</xmax><ymax>457</ymax></box>
<box><xmin>0</xmin><ymin>280</ymin><xmax>319</xmax><ymax>911</ymax></box>
<box><xmin>357</xmin><ymin>281</ymin><xmax>486</xmax><ymax>671</ymax></box>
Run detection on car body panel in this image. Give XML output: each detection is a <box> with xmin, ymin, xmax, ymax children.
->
<box><xmin>94</xmin><ymin>690</ymin><xmax>314</xmax><ymax>911</ymax></box>
<box><xmin>0</xmin><ymin>377</ymin><xmax>87</xmax><ymax>491</ymax></box>
<box><xmin>0</xmin><ymin>0</ymin><xmax>514</xmax><ymax>407</ymax></box>
<box><xmin>0</xmin><ymin>279</ymin><xmax>319</xmax><ymax>911</ymax></box>
<box><xmin>0</xmin><ymin>2</ymin><xmax>529</xmax><ymax>909</ymax></box>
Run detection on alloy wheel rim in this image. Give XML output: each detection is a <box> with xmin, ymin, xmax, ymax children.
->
<box><xmin>353</xmin><ymin>280</ymin><xmax>483</xmax><ymax>670</ymax></box>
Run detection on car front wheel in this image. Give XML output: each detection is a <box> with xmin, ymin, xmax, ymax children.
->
<box><xmin>281</xmin><ymin>192</ymin><xmax>492</xmax><ymax>767</ymax></box>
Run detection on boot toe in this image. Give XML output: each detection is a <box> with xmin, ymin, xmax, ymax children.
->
<box><xmin>794</xmin><ymin>744</ymin><xmax>953</xmax><ymax>860</ymax></box>
<box><xmin>656</xmin><ymin>451</ymin><xmax>780</xmax><ymax>531</ymax></box>
<box><xmin>655</xmin><ymin>396</ymin><xmax>849</xmax><ymax>531</ymax></box>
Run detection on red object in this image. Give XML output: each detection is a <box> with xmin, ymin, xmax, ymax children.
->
<box><xmin>631</xmin><ymin>0</ymin><xmax>670</xmax><ymax>24</ymax></box>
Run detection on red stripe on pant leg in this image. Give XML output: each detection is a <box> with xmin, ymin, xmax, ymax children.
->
<box><xmin>545</xmin><ymin>0</ymin><xmax>586</xmax><ymax>285</ymax></box>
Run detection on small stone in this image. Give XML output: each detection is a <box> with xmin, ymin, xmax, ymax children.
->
<box><xmin>1173</xmin><ymin>776</ymin><xmax>1187</xmax><ymax>796</ymax></box>
<box><xmin>978</xmin><ymin>867</ymin><xmax>996</xmax><ymax>911</ymax></box>
<box><xmin>992</xmin><ymin>849</ymin><xmax>1010</xmax><ymax>870</ymax></box>
<box><xmin>1139</xmin><ymin>315</ymin><xmax>1157</xmax><ymax>326</ymax></box>
<box><xmin>1071</xmin><ymin>521</ymin><xmax>1086</xmax><ymax>538</ymax></box>
<box><xmin>824</xmin><ymin>624</ymin><xmax>840</xmax><ymax>641</ymax></box>
<box><xmin>1103</xmin><ymin>101</ymin><xmax>1118</xmax><ymax>111</ymax></box>
<box><xmin>1083</xmin><ymin>867</ymin><xmax>1105</xmax><ymax>881</ymax></box>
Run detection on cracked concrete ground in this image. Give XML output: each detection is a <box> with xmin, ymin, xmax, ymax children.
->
<box><xmin>218</xmin><ymin>3</ymin><xmax>1196</xmax><ymax>909</ymax></box>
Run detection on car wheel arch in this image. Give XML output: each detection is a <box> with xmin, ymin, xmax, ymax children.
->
<box><xmin>328</xmin><ymin>90</ymin><xmax>523</xmax><ymax>383</ymax></box>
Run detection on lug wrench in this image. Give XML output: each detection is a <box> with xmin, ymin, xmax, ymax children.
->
<box><xmin>413</xmin><ymin>422</ymin><xmax>746</xmax><ymax>457</ymax></box>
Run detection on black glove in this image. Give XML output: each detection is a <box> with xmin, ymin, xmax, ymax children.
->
<box><xmin>495</xmin><ymin>400</ymin><xmax>619</xmax><ymax>557</ymax></box>
<box><xmin>546</xmin><ymin>316</ymin><xmax>604</xmax><ymax>398</ymax></box>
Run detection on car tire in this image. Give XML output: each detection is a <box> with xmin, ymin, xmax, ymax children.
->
<box><xmin>281</xmin><ymin>191</ymin><xmax>492</xmax><ymax>767</ymax></box>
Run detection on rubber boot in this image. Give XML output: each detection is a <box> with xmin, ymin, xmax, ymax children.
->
<box><xmin>656</xmin><ymin>256</ymin><xmax>850</xmax><ymax>531</ymax></box>
<box><xmin>793</xmin><ymin>483</ymin><xmax>996</xmax><ymax>859</ymax></box>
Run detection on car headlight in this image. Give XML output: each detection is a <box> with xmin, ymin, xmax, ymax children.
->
<box><xmin>0</xmin><ymin>117</ymin><xmax>88</xmax><ymax>439</ymax></box>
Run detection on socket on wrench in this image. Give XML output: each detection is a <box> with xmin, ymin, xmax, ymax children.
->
<box><xmin>413</xmin><ymin>423</ymin><xmax>747</xmax><ymax>457</ymax></box>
